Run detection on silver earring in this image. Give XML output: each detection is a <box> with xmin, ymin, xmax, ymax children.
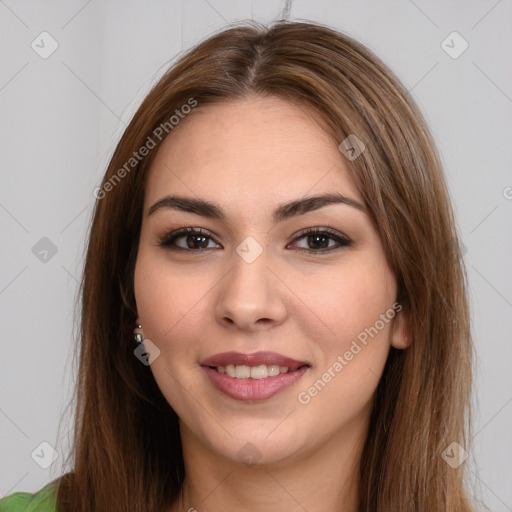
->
<box><xmin>133</xmin><ymin>320</ymin><xmax>143</xmax><ymax>344</ymax></box>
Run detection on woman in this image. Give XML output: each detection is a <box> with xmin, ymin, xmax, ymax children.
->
<box><xmin>0</xmin><ymin>20</ymin><xmax>480</xmax><ymax>512</ymax></box>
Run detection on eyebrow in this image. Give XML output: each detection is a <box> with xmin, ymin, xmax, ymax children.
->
<box><xmin>147</xmin><ymin>192</ymin><xmax>366</xmax><ymax>223</ymax></box>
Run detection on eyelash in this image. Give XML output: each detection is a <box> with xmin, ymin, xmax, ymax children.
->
<box><xmin>157</xmin><ymin>226</ymin><xmax>352</xmax><ymax>255</ymax></box>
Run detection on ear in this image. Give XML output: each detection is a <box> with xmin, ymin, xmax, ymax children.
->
<box><xmin>390</xmin><ymin>306</ymin><xmax>411</xmax><ymax>349</ymax></box>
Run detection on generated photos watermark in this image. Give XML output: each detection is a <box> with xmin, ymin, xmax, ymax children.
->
<box><xmin>94</xmin><ymin>97</ymin><xmax>198</xmax><ymax>200</ymax></box>
<box><xmin>134</xmin><ymin>338</ymin><xmax>161</xmax><ymax>366</ymax></box>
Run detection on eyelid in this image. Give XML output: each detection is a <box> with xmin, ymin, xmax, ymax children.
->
<box><xmin>289</xmin><ymin>225</ymin><xmax>348</xmax><ymax>242</ymax></box>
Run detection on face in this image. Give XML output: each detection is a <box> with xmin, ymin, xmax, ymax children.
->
<box><xmin>134</xmin><ymin>95</ymin><xmax>409</xmax><ymax>466</ymax></box>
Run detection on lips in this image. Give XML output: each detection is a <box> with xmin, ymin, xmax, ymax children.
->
<box><xmin>201</xmin><ymin>351</ymin><xmax>309</xmax><ymax>370</ymax></box>
<box><xmin>200</xmin><ymin>351</ymin><xmax>310</xmax><ymax>402</ymax></box>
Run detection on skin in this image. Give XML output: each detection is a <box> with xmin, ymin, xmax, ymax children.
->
<box><xmin>133</xmin><ymin>95</ymin><xmax>410</xmax><ymax>512</ymax></box>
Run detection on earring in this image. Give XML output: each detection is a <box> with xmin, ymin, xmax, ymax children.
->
<box><xmin>133</xmin><ymin>319</ymin><xmax>143</xmax><ymax>344</ymax></box>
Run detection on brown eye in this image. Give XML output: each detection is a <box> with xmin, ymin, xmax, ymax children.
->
<box><xmin>287</xmin><ymin>227</ymin><xmax>352</xmax><ymax>254</ymax></box>
<box><xmin>158</xmin><ymin>227</ymin><xmax>220</xmax><ymax>251</ymax></box>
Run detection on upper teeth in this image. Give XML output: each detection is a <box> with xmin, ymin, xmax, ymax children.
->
<box><xmin>217</xmin><ymin>364</ymin><xmax>290</xmax><ymax>379</ymax></box>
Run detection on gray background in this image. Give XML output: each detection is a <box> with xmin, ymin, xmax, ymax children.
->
<box><xmin>1</xmin><ymin>0</ymin><xmax>511</xmax><ymax>510</ymax></box>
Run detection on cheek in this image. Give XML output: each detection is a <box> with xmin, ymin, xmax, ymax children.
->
<box><xmin>133</xmin><ymin>250</ymin><xmax>212</xmax><ymax>355</ymax></box>
<box><xmin>133</xmin><ymin>253</ymin><xmax>209</xmax><ymax>413</ymax></box>
<box><xmin>293</xmin><ymin>263</ymin><xmax>396</xmax><ymax>421</ymax></box>
<box><xmin>291</xmin><ymin>258</ymin><xmax>397</xmax><ymax>355</ymax></box>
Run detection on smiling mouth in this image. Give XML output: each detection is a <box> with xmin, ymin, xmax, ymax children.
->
<box><xmin>201</xmin><ymin>363</ymin><xmax>310</xmax><ymax>402</ymax></box>
<box><xmin>200</xmin><ymin>351</ymin><xmax>311</xmax><ymax>401</ymax></box>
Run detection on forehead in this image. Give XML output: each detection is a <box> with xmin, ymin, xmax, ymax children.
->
<box><xmin>144</xmin><ymin>95</ymin><xmax>361</xmax><ymax>212</ymax></box>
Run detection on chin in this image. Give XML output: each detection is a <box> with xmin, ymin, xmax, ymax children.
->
<box><xmin>200</xmin><ymin>428</ymin><xmax>306</xmax><ymax>468</ymax></box>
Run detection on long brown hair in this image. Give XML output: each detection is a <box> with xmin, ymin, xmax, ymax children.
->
<box><xmin>54</xmin><ymin>20</ymin><xmax>479</xmax><ymax>511</ymax></box>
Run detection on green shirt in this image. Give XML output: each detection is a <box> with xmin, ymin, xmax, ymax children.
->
<box><xmin>0</xmin><ymin>482</ymin><xmax>57</xmax><ymax>512</ymax></box>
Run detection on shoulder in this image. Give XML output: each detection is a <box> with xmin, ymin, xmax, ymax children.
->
<box><xmin>0</xmin><ymin>481</ymin><xmax>58</xmax><ymax>512</ymax></box>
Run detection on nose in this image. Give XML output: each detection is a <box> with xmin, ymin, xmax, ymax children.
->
<box><xmin>215</xmin><ymin>246</ymin><xmax>288</xmax><ymax>332</ymax></box>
